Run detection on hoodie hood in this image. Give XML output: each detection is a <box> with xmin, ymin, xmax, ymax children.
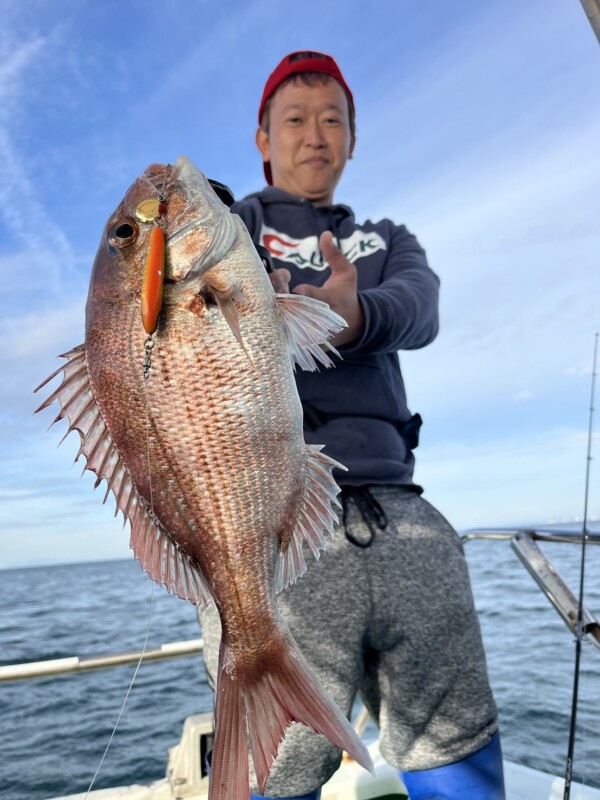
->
<box><xmin>243</xmin><ymin>186</ymin><xmax>354</xmax><ymax>219</ymax></box>
<box><xmin>236</xmin><ymin>187</ymin><xmax>354</xmax><ymax>266</ymax></box>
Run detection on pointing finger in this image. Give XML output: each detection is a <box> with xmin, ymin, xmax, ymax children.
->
<box><xmin>319</xmin><ymin>231</ymin><xmax>353</xmax><ymax>275</ymax></box>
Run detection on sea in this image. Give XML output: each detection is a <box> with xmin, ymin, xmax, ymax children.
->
<box><xmin>1</xmin><ymin>524</ymin><xmax>600</xmax><ymax>800</ymax></box>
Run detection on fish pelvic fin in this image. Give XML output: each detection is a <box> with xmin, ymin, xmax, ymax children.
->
<box><xmin>34</xmin><ymin>346</ymin><xmax>212</xmax><ymax>606</ymax></box>
<box><xmin>210</xmin><ymin>284</ymin><xmax>254</xmax><ymax>363</ymax></box>
<box><xmin>213</xmin><ymin>630</ymin><xmax>374</xmax><ymax>798</ymax></box>
<box><xmin>275</xmin><ymin>293</ymin><xmax>346</xmax><ymax>371</ymax></box>
<box><xmin>275</xmin><ymin>445</ymin><xmax>347</xmax><ymax>592</ymax></box>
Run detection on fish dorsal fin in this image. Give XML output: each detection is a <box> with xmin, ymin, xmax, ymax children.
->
<box><xmin>275</xmin><ymin>294</ymin><xmax>346</xmax><ymax>371</ymax></box>
<box><xmin>275</xmin><ymin>445</ymin><xmax>346</xmax><ymax>592</ymax></box>
<box><xmin>34</xmin><ymin>346</ymin><xmax>212</xmax><ymax>606</ymax></box>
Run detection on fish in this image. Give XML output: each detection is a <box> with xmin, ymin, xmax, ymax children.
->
<box><xmin>35</xmin><ymin>157</ymin><xmax>374</xmax><ymax>800</ymax></box>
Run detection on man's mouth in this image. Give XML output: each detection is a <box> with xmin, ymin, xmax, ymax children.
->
<box><xmin>302</xmin><ymin>157</ymin><xmax>328</xmax><ymax>168</ymax></box>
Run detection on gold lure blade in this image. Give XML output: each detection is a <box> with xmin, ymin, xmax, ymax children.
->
<box><xmin>135</xmin><ymin>199</ymin><xmax>161</xmax><ymax>223</ymax></box>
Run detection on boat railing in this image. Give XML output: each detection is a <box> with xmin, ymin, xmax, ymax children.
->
<box><xmin>0</xmin><ymin>638</ymin><xmax>204</xmax><ymax>683</ymax></box>
<box><xmin>2</xmin><ymin>527</ymin><xmax>598</xmax><ymax>684</ymax></box>
<box><xmin>461</xmin><ymin>527</ymin><xmax>600</xmax><ymax>649</ymax></box>
<box><xmin>460</xmin><ymin>527</ymin><xmax>600</xmax><ymax>545</ymax></box>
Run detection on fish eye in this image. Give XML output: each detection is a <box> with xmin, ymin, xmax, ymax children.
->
<box><xmin>108</xmin><ymin>219</ymin><xmax>139</xmax><ymax>249</ymax></box>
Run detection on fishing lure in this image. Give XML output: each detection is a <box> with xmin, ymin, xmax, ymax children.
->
<box><xmin>141</xmin><ymin>223</ymin><xmax>165</xmax><ymax>335</ymax></box>
<box><xmin>136</xmin><ymin>167</ymin><xmax>170</xmax><ymax>337</ymax></box>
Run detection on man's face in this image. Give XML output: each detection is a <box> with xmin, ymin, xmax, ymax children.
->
<box><xmin>256</xmin><ymin>77</ymin><xmax>354</xmax><ymax>206</ymax></box>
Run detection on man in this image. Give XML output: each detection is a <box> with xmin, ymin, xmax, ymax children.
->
<box><xmin>199</xmin><ymin>51</ymin><xmax>506</xmax><ymax>800</ymax></box>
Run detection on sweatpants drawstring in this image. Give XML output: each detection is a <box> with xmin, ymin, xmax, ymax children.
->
<box><xmin>341</xmin><ymin>486</ymin><xmax>388</xmax><ymax>548</ymax></box>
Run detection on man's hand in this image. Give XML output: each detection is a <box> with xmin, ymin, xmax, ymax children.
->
<box><xmin>293</xmin><ymin>231</ymin><xmax>364</xmax><ymax>347</ymax></box>
<box><xmin>269</xmin><ymin>268</ymin><xmax>291</xmax><ymax>293</ymax></box>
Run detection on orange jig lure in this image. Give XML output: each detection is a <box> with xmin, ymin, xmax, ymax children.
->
<box><xmin>141</xmin><ymin>224</ymin><xmax>165</xmax><ymax>334</ymax></box>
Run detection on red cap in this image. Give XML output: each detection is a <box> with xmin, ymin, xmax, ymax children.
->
<box><xmin>258</xmin><ymin>51</ymin><xmax>354</xmax><ymax>185</ymax></box>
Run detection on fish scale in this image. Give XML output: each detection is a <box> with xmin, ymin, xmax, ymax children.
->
<box><xmin>35</xmin><ymin>156</ymin><xmax>374</xmax><ymax>800</ymax></box>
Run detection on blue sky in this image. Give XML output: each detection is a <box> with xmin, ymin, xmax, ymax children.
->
<box><xmin>1</xmin><ymin>0</ymin><xmax>598</xmax><ymax>568</ymax></box>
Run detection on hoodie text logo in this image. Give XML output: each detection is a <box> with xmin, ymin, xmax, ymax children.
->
<box><xmin>260</xmin><ymin>226</ymin><xmax>386</xmax><ymax>271</ymax></box>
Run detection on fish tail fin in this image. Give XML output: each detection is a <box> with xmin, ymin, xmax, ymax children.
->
<box><xmin>245</xmin><ymin>632</ymin><xmax>375</xmax><ymax>795</ymax></box>
<box><xmin>209</xmin><ymin>642</ymin><xmax>250</xmax><ymax>800</ymax></box>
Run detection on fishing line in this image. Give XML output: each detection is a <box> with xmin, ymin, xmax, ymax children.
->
<box><xmin>84</xmin><ymin>377</ymin><xmax>159</xmax><ymax>797</ymax></box>
<box><xmin>141</xmin><ymin>163</ymin><xmax>170</xmax><ymax>507</ymax></box>
<box><xmin>563</xmin><ymin>331</ymin><xmax>598</xmax><ymax>800</ymax></box>
<box><xmin>84</xmin><ymin>583</ymin><xmax>155</xmax><ymax>799</ymax></box>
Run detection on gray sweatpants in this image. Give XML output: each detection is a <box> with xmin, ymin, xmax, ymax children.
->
<box><xmin>198</xmin><ymin>487</ymin><xmax>498</xmax><ymax>797</ymax></box>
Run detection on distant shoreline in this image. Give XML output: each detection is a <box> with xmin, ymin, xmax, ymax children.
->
<box><xmin>2</xmin><ymin>518</ymin><xmax>599</xmax><ymax>572</ymax></box>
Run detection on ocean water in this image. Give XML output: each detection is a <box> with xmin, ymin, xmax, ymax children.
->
<box><xmin>1</xmin><ymin>526</ymin><xmax>599</xmax><ymax>800</ymax></box>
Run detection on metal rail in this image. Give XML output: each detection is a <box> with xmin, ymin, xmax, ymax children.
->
<box><xmin>462</xmin><ymin>528</ymin><xmax>600</xmax><ymax>649</ymax></box>
<box><xmin>461</xmin><ymin>527</ymin><xmax>600</xmax><ymax>545</ymax></box>
<box><xmin>0</xmin><ymin>638</ymin><xmax>204</xmax><ymax>684</ymax></box>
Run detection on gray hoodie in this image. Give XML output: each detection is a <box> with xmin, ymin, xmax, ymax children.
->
<box><xmin>232</xmin><ymin>187</ymin><xmax>440</xmax><ymax>490</ymax></box>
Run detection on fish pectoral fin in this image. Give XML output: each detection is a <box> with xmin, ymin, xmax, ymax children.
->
<box><xmin>275</xmin><ymin>445</ymin><xmax>347</xmax><ymax>592</ymax></box>
<box><xmin>34</xmin><ymin>345</ymin><xmax>212</xmax><ymax>607</ymax></box>
<box><xmin>275</xmin><ymin>293</ymin><xmax>346</xmax><ymax>371</ymax></box>
<box><xmin>209</xmin><ymin>284</ymin><xmax>252</xmax><ymax>360</ymax></box>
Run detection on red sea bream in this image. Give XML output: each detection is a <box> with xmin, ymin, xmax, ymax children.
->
<box><xmin>35</xmin><ymin>157</ymin><xmax>373</xmax><ymax>800</ymax></box>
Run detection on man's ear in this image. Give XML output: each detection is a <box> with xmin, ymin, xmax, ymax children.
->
<box><xmin>349</xmin><ymin>132</ymin><xmax>356</xmax><ymax>160</ymax></box>
<box><xmin>255</xmin><ymin>127</ymin><xmax>270</xmax><ymax>163</ymax></box>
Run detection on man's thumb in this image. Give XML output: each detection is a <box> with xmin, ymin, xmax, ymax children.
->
<box><xmin>293</xmin><ymin>283</ymin><xmax>317</xmax><ymax>298</ymax></box>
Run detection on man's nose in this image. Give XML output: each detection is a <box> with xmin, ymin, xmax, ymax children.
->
<box><xmin>304</xmin><ymin>118</ymin><xmax>326</xmax><ymax>147</ymax></box>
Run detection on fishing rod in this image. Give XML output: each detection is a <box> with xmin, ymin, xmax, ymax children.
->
<box><xmin>578</xmin><ymin>0</ymin><xmax>600</xmax><ymax>44</ymax></box>
<box><xmin>563</xmin><ymin>332</ymin><xmax>598</xmax><ymax>800</ymax></box>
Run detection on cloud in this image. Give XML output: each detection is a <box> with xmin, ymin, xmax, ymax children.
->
<box><xmin>1</xmin><ymin>295</ymin><xmax>85</xmax><ymax>359</ymax></box>
<box><xmin>2</xmin><ymin>0</ymin><xmax>598</xmax><ymax>571</ymax></box>
<box><xmin>567</xmin><ymin>357</ymin><xmax>598</xmax><ymax>378</ymax></box>
<box><xmin>0</xmin><ymin>27</ymin><xmax>80</xmax><ymax>297</ymax></box>
<box><xmin>0</xmin><ymin>414</ymin><xmax>136</xmax><ymax>569</ymax></box>
<box><xmin>0</xmin><ymin>131</ymin><xmax>78</xmax><ymax>288</ymax></box>
<box><xmin>373</xmin><ymin>114</ymin><xmax>600</xmax><ymax>427</ymax></box>
<box><xmin>339</xmin><ymin>1</ymin><xmax>600</xmax><ymax>411</ymax></box>
<box><xmin>407</xmin><ymin>122</ymin><xmax>600</xmax><ymax>261</ymax></box>
<box><xmin>0</xmin><ymin>293</ymin><xmax>85</xmax><ymax>412</ymax></box>
<box><xmin>344</xmin><ymin>0</ymin><xmax>600</xmax><ymax>244</ymax></box>
<box><xmin>513</xmin><ymin>390</ymin><xmax>534</xmax><ymax>402</ymax></box>
<box><xmin>0</xmin><ymin>33</ymin><xmax>46</xmax><ymax>115</ymax></box>
<box><xmin>416</xmin><ymin>428</ymin><xmax>600</xmax><ymax>531</ymax></box>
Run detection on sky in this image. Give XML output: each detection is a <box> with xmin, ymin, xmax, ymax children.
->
<box><xmin>1</xmin><ymin>0</ymin><xmax>599</xmax><ymax>569</ymax></box>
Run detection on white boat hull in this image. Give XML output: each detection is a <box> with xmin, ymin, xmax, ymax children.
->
<box><xmin>48</xmin><ymin>713</ymin><xmax>600</xmax><ymax>800</ymax></box>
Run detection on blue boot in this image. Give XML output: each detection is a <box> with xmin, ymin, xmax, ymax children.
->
<box><xmin>250</xmin><ymin>789</ymin><xmax>321</xmax><ymax>800</ymax></box>
<box><xmin>250</xmin><ymin>792</ymin><xmax>320</xmax><ymax>800</ymax></box>
<box><xmin>400</xmin><ymin>732</ymin><xmax>505</xmax><ymax>800</ymax></box>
